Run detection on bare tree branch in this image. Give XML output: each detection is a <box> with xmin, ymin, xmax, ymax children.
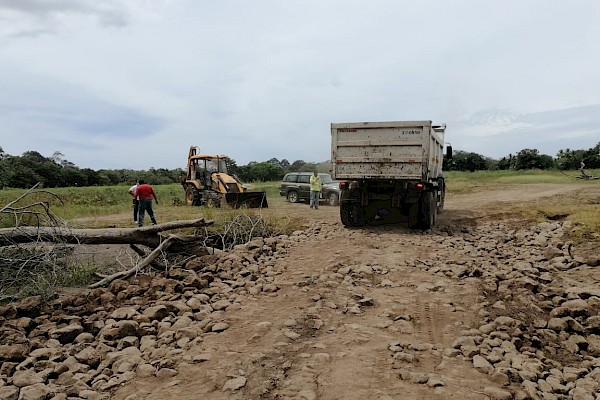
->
<box><xmin>89</xmin><ymin>234</ymin><xmax>178</xmax><ymax>288</ymax></box>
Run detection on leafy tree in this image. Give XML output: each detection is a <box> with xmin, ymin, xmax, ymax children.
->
<box><xmin>18</xmin><ymin>151</ymin><xmax>64</xmax><ymax>187</ymax></box>
<box><xmin>0</xmin><ymin>149</ymin><xmax>9</xmax><ymax>188</ymax></box>
<box><xmin>225</xmin><ymin>157</ymin><xmax>238</xmax><ymax>176</ymax></box>
<box><xmin>236</xmin><ymin>165</ymin><xmax>250</xmax><ymax>181</ymax></box>
<box><xmin>582</xmin><ymin>142</ymin><xmax>600</xmax><ymax>169</ymax></box>
<box><xmin>60</xmin><ymin>166</ymin><xmax>88</xmax><ymax>187</ymax></box>
<box><xmin>51</xmin><ymin>151</ymin><xmax>65</xmax><ymax>164</ymax></box>
<box><xmin>497</xmin><ymin>154</ymin><xmax>513</xmax><ymax>170</ymax></box>
<box><xmin>289</xmin><ymin>160</ymin><xmax>306</xmax><ymax>172</ymax></box>
<box><xmin>97</xmin><ymin>170</ymin><xmax>121</xmax><ymax>185</ymax></box>
<box><xmin>237</xmin><ymin>162</ymin><xmax>284</xmax><ymax>182</ymax></box>
<box><xmin>484</xmin><ymin>157</ymin><xmax>500</xmax><ymax>170</ymax></box>
<box><xmin>444</xmin><ymin>151</ymin><xmax>487</xmax><ymax>172</ymax></box>
<box><xmin>556</xmin><ymin>148</ymin><xmax>584</xmax><ymax>170</ymax></box>
<box><xmin>81</xmin><ymin>168</ymin><xmax>102</xmax><ymax>186</ymax></box>
<box><xmin>1</xmin><ymin>156</ymin><xmax>42</xmax><ymax>188</ymax></box>
<box><xmin>95</xmin><ymin>172</ymin><xmax>113</xmax><ymax>186</ymax></box>
<box><xmin>538</xmin><ymin>154</ymin><xmax>555</xmax><ymax>170</ymax></box>
<box><xmin>513</xmin><ymin>149</ymin><xmax>555</xmax><ymax>170</ymax></box>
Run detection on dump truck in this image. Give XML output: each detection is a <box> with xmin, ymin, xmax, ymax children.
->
<box><xmin>182</xmin><ymin>146</ymin><xmax>268</xmax><ymax>208</ymax></box>
<box><xmin>331</xmin><ymin>120</ymin><xmax>451</xmax><ymax>229</ymax></box>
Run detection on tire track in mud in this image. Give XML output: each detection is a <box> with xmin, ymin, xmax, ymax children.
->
<box><xmin>261</xmin><ymin>239</ymin><xmax>399</xmax><ymax>399</ymax></box>
<box><xmin>427</xmin><ymin>300</ymin><xmax>454</xmax><ymax>349</ymax></box>
<box><xmin>244</xmin><ymin>233</ymin><xmax>474</xmax><ymax>400</ymax></box>
<box><xmin>414</xmin><ymin>300</ymin><xmax>433</xmax><ymax>345</ymax></box>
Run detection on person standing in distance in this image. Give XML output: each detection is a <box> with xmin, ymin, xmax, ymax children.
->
<box><xmin>128</xmin><ymin>180</ymin><xmax>139</xmax><ymax>224</ymax></box>
<box><xmin>309</xmin><ymin>171</ymin><xmax>323</xmax><ymax>210</ymax></box>
<box><xmin>136</xmin><ymin>179</ymin><xmax>158</xmax><ymax>226</ymax></box>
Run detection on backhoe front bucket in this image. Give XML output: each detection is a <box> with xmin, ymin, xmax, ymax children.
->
<box><xmin>225</xmin><ymin>192</ymin><xmax>268</xmax><ymax>208</ymax></box>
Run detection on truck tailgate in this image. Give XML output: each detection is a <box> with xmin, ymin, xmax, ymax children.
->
<box><xmin>332</xmin><ymin>121</ymin><xmax>439</xmax><ymax>180</ymax></box>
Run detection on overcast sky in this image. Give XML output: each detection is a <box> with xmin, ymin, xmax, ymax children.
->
<box><xmin>1</xmin><ymin>0</ymin><xmax>599</xmax><ymax>170</ymax></box>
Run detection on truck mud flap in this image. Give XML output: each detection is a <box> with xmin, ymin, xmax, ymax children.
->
<box><xmin>225</xmin><ymin>192</ymin><xmax>269</xmax><ymax>208</ymax></box>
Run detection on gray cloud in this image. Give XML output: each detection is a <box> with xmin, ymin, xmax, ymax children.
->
<box><xmin>0</xmin><ymin>73</ymin><xmax>164</xmax><ymax>168</ymax></box>
<box><xmin>0</xmin><ymin>0</ymin><xmax>129</xmax><ymax>37</ymax></box>
<box><xmin>451</xmin><ymin>105</ymin><xmax>600</xmax><ymax>158</ymax></box>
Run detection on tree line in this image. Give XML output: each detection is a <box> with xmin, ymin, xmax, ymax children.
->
<box><xmin>233</xmin><ymin>158</ymin><xmax>330</xmax><ymax>183</ymax></box>
<box><xmin>0</xmin><ymin>143</ymin><xmax>598</xmax><ymax>189</ymax></box>
<box><xmin>0</xmin><ymin>148</ymin><xmax>331</xmax><ymax>189</ymax></box>
<box><xmin>0</xmin><ymin>149</ymin><xmax>184</xmax><ymax>189</ymax></box>
<box><xmin>444</xmin><ymin>143</ymin><xmax>599</xmax><ymax>172</ymax></box>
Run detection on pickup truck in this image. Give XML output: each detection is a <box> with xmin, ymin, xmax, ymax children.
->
<box><xmin>279</xmin><ymin>172</ymin><xmax>341</xmax><ymax>206</ymax></box>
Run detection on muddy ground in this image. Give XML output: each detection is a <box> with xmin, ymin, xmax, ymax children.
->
<box><xmin>1</xmin><ymin>183</ymin><xmax>599</xmax><ymax>400</ymax></box>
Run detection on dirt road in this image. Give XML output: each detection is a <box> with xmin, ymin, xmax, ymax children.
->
<box><xmin>1</xmin><ymin>184</ymin><xmax>599</xmax><ymax>400</ymax></box>
<box><xmin>110</xmin><ymin>183</ymin><xmax>599</xmax><ymax>400</ymax></box>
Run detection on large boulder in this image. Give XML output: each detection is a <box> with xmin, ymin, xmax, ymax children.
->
<box><xmin>49</xmin><ymin>324</ymin><xmax>84</xmax><ymax>344</ymax></box>
<box><xmin>0</xmin><ymin>344</ymin><xmax>28</xmax><ymax>362</ymax></box>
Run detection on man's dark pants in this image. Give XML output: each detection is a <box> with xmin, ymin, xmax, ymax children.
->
<box><xmin>133</xmin><ymin>199</ymin><xmax>139</xmax><ymax>222</ymax></box>
<box><xmin>138</xmin><ymin>199</ymin><xmax>157</xmax><ymax>226</ymax></box>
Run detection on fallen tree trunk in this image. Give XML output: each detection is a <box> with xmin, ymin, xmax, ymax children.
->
<box><xmin>0</xmin><ymin>218</ymin><xmax>215</xmax><ymax>248</ymax></box>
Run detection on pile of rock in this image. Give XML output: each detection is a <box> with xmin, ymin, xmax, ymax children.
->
<box><xmin>418</xmin><ymin>220</ymin><xmax>600</xmax><ymax>400</ymax></box>
<box><xmin>0</xmin><ymin>235</ymin><xmax>291</xmax><ymax>400</ymax></box>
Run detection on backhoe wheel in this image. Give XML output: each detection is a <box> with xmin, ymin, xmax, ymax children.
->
<box><xmin>327</xmin><ymin>192</ymin><xmax>339</xmax><ymax>206</ymax></box>
<box><xmin>288</xmin><ymin>191</ymin><xmax>299</xmax><ymax>203</ymax></box>
<box><xmin>206</xmin><ymin>197</ymin><xmax>221</xmax><ymax>208</ymax></box>
<box><xmin>185</xmin><ymin>187</ymin><xmax>200</xmax><ymax>206</ymax></box>
<box><xmin>420</xmin><ymin>192</ymin><xmax>437</xmax><ymax>230</ymax></box>
<box><xmin>340</xmin><ymin>202</ymin><xmax>365</xmax><ymax>227</ymax></box>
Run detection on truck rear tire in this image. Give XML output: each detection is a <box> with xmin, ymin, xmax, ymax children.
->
<box><xmin>420</xmin><ymin>192</ymin><xmax>437</xmax><ymax>230</ymax></box>
<box><xmin>408</xmin><ymin>202</ymin><xmax>420</xmax><ymax>229</ymax></box>
<box><xmin>340</xmin><ymin>202</ymin><xmax>365</xmax><ymax>227</ymax></box>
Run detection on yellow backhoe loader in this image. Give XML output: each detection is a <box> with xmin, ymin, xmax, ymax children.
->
<box><xmin>181</xmin><ymin>146</ymin><xmax>268</xmax><ymax>208</ymax></box>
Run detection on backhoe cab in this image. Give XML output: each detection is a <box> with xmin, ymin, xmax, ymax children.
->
<box><xmin>182</xmin><ymin>146</ymin><xmax>268</xmax><ymax>208</ymax></box>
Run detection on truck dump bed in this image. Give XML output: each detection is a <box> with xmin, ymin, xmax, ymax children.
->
<box><xmin>331</xmin><ymin>121</ymin><xmax>445</xmax><ymax>181</ymax></box>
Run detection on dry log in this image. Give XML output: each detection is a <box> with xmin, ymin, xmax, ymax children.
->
<box><xmin>0</xmin><ymin>218</ymin><xmax>214</xmax><ymax>248</ymax></box>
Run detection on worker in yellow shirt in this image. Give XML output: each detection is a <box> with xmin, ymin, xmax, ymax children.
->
<box><xmin>309</xmin><ymin>171</ymin><xmax>323</xmax><ymax>210</ymax></box>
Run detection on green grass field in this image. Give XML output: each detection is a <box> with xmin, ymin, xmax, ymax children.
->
<box><xmin>0</xmin><ymin>169</ymin><xmax>598</xmax><ymax>234</ymax></box>
<box><xmin>0</xmin><ymin>181</ymin><xmax>304</xmax><ymax>234</ymax></box>
<box><xmin>445</xmin><ymin>169</ymin><xmax>600</xmax><ymax>193</ymax></box>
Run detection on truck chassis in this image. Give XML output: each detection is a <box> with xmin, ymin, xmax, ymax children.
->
<box><xmin>339</xmin><ymin>178</ymin><xmax>445</xmax><ymax>229</ymax></box>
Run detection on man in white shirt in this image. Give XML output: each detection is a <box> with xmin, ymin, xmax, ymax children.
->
<box><xmin>128</xmin><ymin>181</ymin><xmax>139</xmax><ymax>223</ymax></box>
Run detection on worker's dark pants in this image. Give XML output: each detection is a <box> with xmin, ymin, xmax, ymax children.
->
<box><xmin>138</xmin><ymin>199</ymin><xmax>157</xmax><ymax>226</ymax></box>
<box><xmin>133</xmin><ymin>199</ymin><xmax>139</xmax><ymax>222</ymax></box>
